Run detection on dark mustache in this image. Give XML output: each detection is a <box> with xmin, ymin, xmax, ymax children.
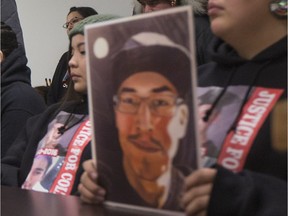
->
<box><xmin>127</xmin><ymin>134</ymin><xmax>164</xmax><ymax>151</ymax></box>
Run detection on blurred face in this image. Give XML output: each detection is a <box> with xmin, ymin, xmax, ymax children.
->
<box><xmin>139</xmin><ymin>0</ymin><xmax>172</xmax><ymax>12</ymax></box>
<box><xmin>68</xmin><ymin>34</ymin><xmax>87</xmax><ymax>94</ymax></box>
<box><xmin>198</xmin><ymin>104</ymin><xmax>214</xmax><ymax>133</ymax></box>
<box><xmin>66</xmin><ymin>11</ymin><xmax>84</xmax><ymax>34</ymax></box>
<box><xmin>115</xmin><ymin>72</ymin><xmax>188</xmax><ymax>181</ymax></box>
<box><xmin>22</xmin><ymin>156</ymin><xmax>49</xmax><ymax>190</ymax></box>
<box><xmin>44</xmin><ymin>122</ymin><xmax>64</xmax><ymax>148</ymax></box>
<box><xmin>208</xmin><ymin>0</ymin><xmax>270</xmax><ymax>40</ymax></box>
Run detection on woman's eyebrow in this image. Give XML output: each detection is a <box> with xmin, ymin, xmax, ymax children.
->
<box><xmin>77</xmin><ymin>42</ymin><xmax>85</xmax><ymax>49</ymax></box>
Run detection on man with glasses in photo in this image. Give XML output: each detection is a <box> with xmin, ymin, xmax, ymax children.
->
<box><xmin>111</xmin><ymin>32</ymin><xmax>194</xmax><ymax>210</ymax></box>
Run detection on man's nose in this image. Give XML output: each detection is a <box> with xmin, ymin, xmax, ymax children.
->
<box><xmin>136</xmin><ymin>102</ymin><xmax>153</xmax><ymax>131</ymax></box>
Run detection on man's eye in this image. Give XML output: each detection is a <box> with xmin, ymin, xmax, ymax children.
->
<box><xmin>35</xmin><ymin>170</ymin><xmax>43</xmax><ymax>175</ymax></box>
<box><xmin>151</xmin><ymin>99</ymin><xmax>170</xmax><ymax>107</ymax></box>
<box><xmin>80</xmin><ymin>51</ymin><xmax>86</xmax><ymax>55</ymax></box>
<box><xmin>32</xmin><ymin>170</ymin><xmax>43</xmax><ymax>175</ymax></box>
<box><xmin>121</xmin><ymin>97</ymin><xmax>137</xmax><ymax>105</ymax></box>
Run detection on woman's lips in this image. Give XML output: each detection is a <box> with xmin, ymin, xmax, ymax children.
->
<box><xmin>70</xmin><ymin>73</ymin><xmax>81</xmax><ymax>80</ymax></box>
<box><xmin>208</xmin><ymin>3</ymin><xmax>224</xmax><ymax>17</ymax></box>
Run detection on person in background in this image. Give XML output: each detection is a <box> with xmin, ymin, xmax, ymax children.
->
<box><xmin>1</xmin><ymin>14</ymin><xmax>120</xmax><ymax>196</ymax></box>
<box><xmin>46</xmin><ymin>6</ymin><xmax>98</xmax><ymax>105</ymax></box>
<box><xmin>132</xmin><ymin>0</ymin><xmax>214</xmax><ymax>66</ymax></box>
<box><xmin>181</xmin><ymin>0</ymin><xmax>287</xmax><ymax>215</ymax></box>
<box><xmin>1</xmin><ymin>22</ymin><xmax>46</xmax><ymax>157</ymax></box>
<box><xmin>78</xmin><ymin>0</ymin><xmax>287</xmax><ymax>215</ymax></box>
<box><xmin>1</xmin><ymin>0</ymin><xmax>25</xmax><ymax>51</ymax></box>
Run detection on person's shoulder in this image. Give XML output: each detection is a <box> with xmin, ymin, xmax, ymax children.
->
<box><xmin>2</xmin><ymin>82</ymin><xmax>46</xmax><ymax>107</ymax></box>
<box><xmin>25</xmin><ymin>102</ymin><xmax>62</xmax><ymax>124</ymax></box>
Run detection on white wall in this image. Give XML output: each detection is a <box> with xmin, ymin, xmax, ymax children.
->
<box><xmin>15</xmin><ymin>0</ymin><xmax>134</xmax><ymax>87</ymax></box>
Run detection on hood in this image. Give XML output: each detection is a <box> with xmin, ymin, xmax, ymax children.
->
<box><xmin>132</xmin><ymin>0</ymin><xmax>208</xmax><ymax>15</ymax></box>
<box><xmin>202</xmin><ymin>36</ymin><xmax>287</xmax><ymax>130</ymax></box>
<box><xmin>209</xmin><ymin>36</ymin><xmax>287</xmax><ymax>66</ymax></box>
<box><xmin>1</xmin><ymin>44</ymin><xmax>31</xmax><ymax>88</ymax></box>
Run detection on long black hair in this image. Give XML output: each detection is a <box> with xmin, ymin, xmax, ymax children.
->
<box><xmin>67</xmin><ymin>6</ymin><xmax>98</xmax><ymax>18</ymax></box>
<box><xmin>57</xmin><ymin>35</ymin><xmax>85</xmax><ymax>109</ymax></box>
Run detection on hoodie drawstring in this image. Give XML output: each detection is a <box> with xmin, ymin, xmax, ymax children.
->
<box><xmin>202</xmin><ymin>60</ymin><xmax>272</xmax><ymax>134</ymax></box>
<box><xmin>202</xmin><ymin>68</ymin><xmax>237</xmax><ymax>122</ymax></box>
<box><xmin>227</xmin><ymin>61</ymin><xmax>272</xmax><ymax>133</ymax></box>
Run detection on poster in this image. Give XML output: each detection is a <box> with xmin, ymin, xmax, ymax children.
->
<box><xmin>86</xmin><ymin>6</ymin><xmax>199</xmax><ymax>214</ymax></box>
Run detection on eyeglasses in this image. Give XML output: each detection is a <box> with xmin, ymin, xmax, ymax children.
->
<box><xmin>62</xmin><ymin>17</ymin><xmax>83</xmax><ymax>29</ymax></box>
<box><xmin>113</xmin><ymin>93</ymin><xmax>183</xmax><ymax>116</ymax></box>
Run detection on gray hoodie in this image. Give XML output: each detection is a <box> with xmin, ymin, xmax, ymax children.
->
<box><xmin>131</xmin><ymin>0</ymin><xmax>214</xmax><ymax>66</ymax></box>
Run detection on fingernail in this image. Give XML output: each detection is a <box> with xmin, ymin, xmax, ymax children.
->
<box><xmin>90</xmin><ymin>172</ymin><xmax>97</xmax><ymax>180</ymax></box>
<box><xmin>98</xmin><ymin>189</ymin><xmax>106</xmax><ymax>196</ymax></box>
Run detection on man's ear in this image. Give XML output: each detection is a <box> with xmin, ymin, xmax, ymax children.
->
<box><xmin>0</xmin><ymin>51</ymin><xmax>4</xmax><ymax>63</ymax></box>
<box><xmin>174</xmin><ymin>104</ymin><xmax>189</xmax><ymax>139</ymax></box>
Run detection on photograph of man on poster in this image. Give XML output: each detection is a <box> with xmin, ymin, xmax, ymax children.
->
<box><xmin>111</xmin><ymin>32</ymin><xmax>192</xmax><ymax>209</ymax></box>
<box><xmin>21</xmin><ymin>154</ymin><xmax>52</xmax><ymax>190</ymax></box>
<box><xmin>85</xmin><ymin>7</ymin><xmax>199</xmax><ymax>213</ymax></box>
